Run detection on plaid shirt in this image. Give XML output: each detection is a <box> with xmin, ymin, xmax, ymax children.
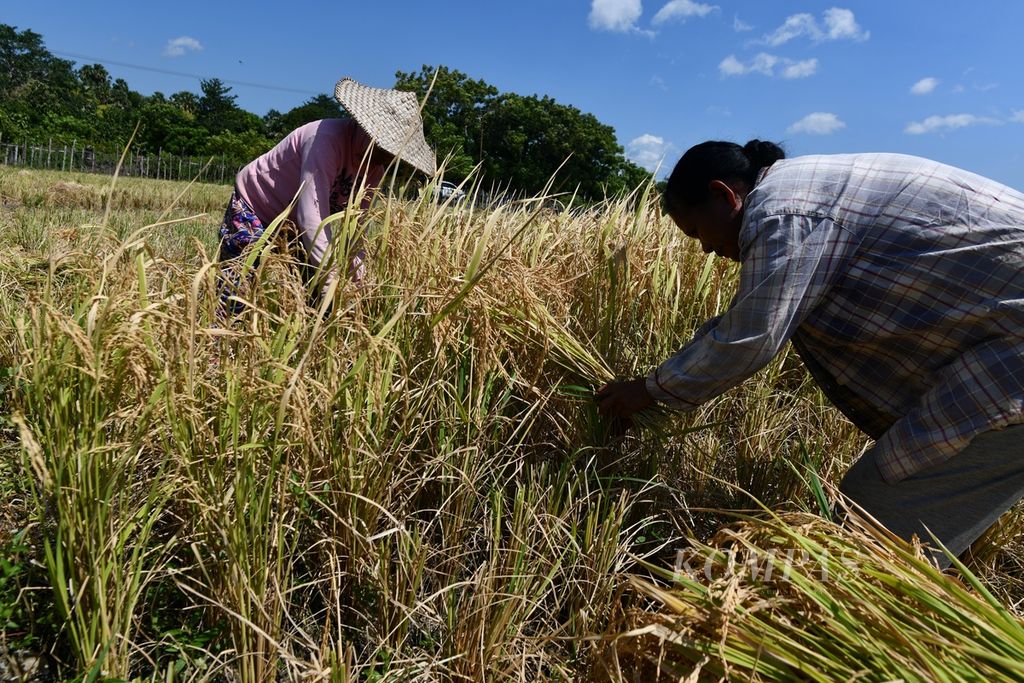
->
<box><xmin>647</xmin><ymin>153</ymin><xmax>1024</xmax><ymax>482</ymax></box>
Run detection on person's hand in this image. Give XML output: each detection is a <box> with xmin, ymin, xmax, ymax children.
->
<box><xmin>348</xmin><ymin>249</ymin><xmax>368</xmax><ymax>286</ymax></box>
<box><xmin>595</xmin><ymin>377</ymin><xmax>655</xmax><ymax>420</ymax></box>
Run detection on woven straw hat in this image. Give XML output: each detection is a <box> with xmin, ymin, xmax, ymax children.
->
<box><xmin>334</xmin><ymin>77</ymin><xmax>436</xmax><ymax>176</ymax></box>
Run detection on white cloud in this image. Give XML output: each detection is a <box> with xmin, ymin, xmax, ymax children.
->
<box><xmin>1011</xmin><ymin>111</ymin><xmax>1024</xmax><ymax>123</ymax></box>
<box><xmin>764</xmin><ymin>12</ymin><xmax>818</xmax><ymax>46</ymax></box>
<box><xmin>910</xmin><ymin>77</ymin><xmax>939</xmax><ymax>95</ymax></box>
<box><xmin>904</xmin><ymin>114</ymin><xmax>1002</xmax><ymax>135</ymax></box>
<box><xmin>163</xmin><ymin>36</ymin><xmax>202</xmax><ymax>57</ymax></box>
<box><xmin>747</xmin><ymin>53</ymin><xmax>780</xmax><ymax>76</ymax></box>
<box><xmin>627</xmin><ymin>134</ymin><xmax>677</xmax><ymax>172</ymax></box>
<box><xmin>763</xmin><ymin>8</ymin><xmax>868</xmax><ymax>46</ymax></box>
<box><xmin>589</xmin><ymin>0</ymin><xmax>643</xmax><ymax>32</ymax></box>
<box><xmin>782</xmin><ymin>58</ymin><xmax>818</xmax><ymax>79</ymax></box>
<box><xmin>823</xmin><ymin>8</ymin><xmax>869</xmax><ymax>41</ymax></box>
<box><xmin>719</xmin><ymin>53</ymin><xmax>815</xmax><ymax>79</ymax></box>
<box><xmin>718</xmin><ymin>53</ymin><xmax>778</xmax><ymax>77</ymax></box>
<box><xmin>788</xmin><ymin>112</ymin><xmax>846</xmax><ymax>135</ymax></box>
<box><xmin>652</xmin><ymin>0</ymin><xmax>717</xmax><ymax>25</ymax></box>
<box><xmin>718</xmin><ymin>54</ymin><xmax>747</xmax><ymax>76</ymax></box>
<box><xmin>733</xmin><ymin>14</ymin><xmax>753</xmax><ymax>31</ymax></box>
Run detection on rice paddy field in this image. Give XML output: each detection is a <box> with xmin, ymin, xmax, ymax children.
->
<box><xmin>0</xmin><ymin>165</ymin><xmax>1022</xmax><ymax>681</ymax></box>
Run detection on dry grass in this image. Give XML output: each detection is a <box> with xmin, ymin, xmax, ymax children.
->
<box><xmin>0</xmin><ymin>166</ymin><xmax>1020</xmax><ymax>681</ymax></box>
<box><xmin>603</xmin><ymin>509</ymin><xmax>1024</xmax><ymax>682</ymax></box>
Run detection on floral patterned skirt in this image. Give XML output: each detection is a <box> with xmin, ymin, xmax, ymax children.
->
<box><xmin>216</xmin><ymin>189</ymin><xmax>266</xmax><ymax>315</ymax></box>
<box><xmin>218</xmin><ymin>189</ymin><xmax>265</xmax><ymax>262</ymax></box>
<box><xmin>215</xmin><ymin>187</ymin><xmax>366</xmax><ymax>316</ymax></box>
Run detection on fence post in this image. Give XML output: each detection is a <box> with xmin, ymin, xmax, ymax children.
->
<box><xmin>47</xmin><ymin>138</ymin><xmax>52</xmax><ymax>167</ymax></box>
<box><xmin>70</xmin><ymin>140</ymin><xmax>76</xmax><ymax>171</ymax></box>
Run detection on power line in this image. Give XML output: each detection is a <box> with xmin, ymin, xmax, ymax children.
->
<box><xmin>51</xmin><ymin>50</ymin><xmax>322</xmax><ymax>97</ymax></box>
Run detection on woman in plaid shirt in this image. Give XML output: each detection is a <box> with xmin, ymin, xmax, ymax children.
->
<box><xmin>598</xmin><ymin>139</ymin><xmax>1024</xmax><ymax>567</ymax></box>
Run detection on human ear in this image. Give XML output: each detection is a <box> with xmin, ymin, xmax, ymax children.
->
<box><xmin>707</xmin><ymin>180</ymin><xmax>742</xmax><ymax>212</ymax></box>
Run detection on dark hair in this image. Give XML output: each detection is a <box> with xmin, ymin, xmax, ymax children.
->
<box><xmin>663</xmin><ymin>139</ymin><xmax>785</xmax><ymax>212</ymax></box>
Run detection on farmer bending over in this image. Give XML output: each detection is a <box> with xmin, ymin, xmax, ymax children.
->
<box><xmin>597</xmin><ymin>140</ymin><xmax>1024</xmax><ymax>567</ymax></box>
<box><xmin>217</xmin><ymin>77</ymin><xmax>435</xmax><ymax>309</ymax></box>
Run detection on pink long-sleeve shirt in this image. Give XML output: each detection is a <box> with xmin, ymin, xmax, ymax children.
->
<box><xmin>235</xmin><ymin>118</ymin><xmax>385</xmax><ymax>269</ymax></box>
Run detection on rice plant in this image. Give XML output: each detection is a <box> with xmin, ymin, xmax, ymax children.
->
<box><xmin>604</xmin><ymin>509</ymin><xmax>1024</xmax><ymax>682</ymax></box>
<box><xmin>0</xmin><ymin>164</ymin><xmax>1020</xmax><ymax>681</ymax></box>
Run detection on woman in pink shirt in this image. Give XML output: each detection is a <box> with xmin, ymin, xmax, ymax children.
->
<box><xmin>218</xmin><ymin>78</ymin><xmax>435</xmax><ymax>308</ymax></box>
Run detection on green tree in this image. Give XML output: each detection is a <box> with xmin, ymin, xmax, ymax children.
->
<box><xmin>36</xmin><ymin>112</ymin><xmax>94</xmax><ymax>145</ymax></box>
<box><xmin>394</xmin><ymin>65</ymin><xmax>497</xmax><ymax>180</ymax></box>
<box><xmin>264</xmin><ymin>94</ymin><xmax>344</xmax><ymax>140</ymax></box>
<box><xmin>170</xmin><ymin>90</ymin><xmax>200</xmax><ymax>115</ymax></box>
<box><xmin>482</xmin><ymin>93</ymin><xmax>649</xmax><ymax>200</ymax></box>
<box><xmin>78</xmin><ymin>63</ymin><xmax>112</xmax><ymax>106</ymax></box>
<box><xmin>197</xmin><ymin>78</ymin><xmax>253</xmax><ymax>135</ymax></box>
<box><xmin>110</xmin><ymin>78</ymin><xmax>142</xmax><ymax>110</ymax></box>
<box><xmin>0</xmin><ymin>25</ymin><xmax>75</xmax><ymax>100</ymax></box>
<box><xmin>394</xmin><ymin>64</ymin><xmax>650</xmax><ymax>199</ymax></box>
<box><xmin>202</xmin><ymin>129</ymin><xmax>273</xmax><ymax>162</ymax></box>
<box><xmin>0</xmin><ymin>26</ymin><xmax>652</xmax><ymax>201</ymax></box>
<box><xmin>138</xmin><ymin>100</ymin><xmax>208</xmax><ymax>154</ymax></box>
<box><xmin>0</xmin><ymin>24</ymin><xmax>82</xmax><ymax>133</ymax></box>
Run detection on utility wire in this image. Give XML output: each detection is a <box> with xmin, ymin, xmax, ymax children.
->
<box><xmin>52</xmin><ymin>50</ymin><xmax>322</xmax><ymax>96</ymax></box>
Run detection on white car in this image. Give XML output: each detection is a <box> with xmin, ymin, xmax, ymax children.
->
<box><xmin>435</xmin><ymin>180</ymin><xmax>467</xmax><ymax>204</ymax></box>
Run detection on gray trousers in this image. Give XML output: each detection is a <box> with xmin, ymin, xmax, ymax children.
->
<box><xmin>839</xmin><ymin>425</ymin><xmax>1024</xmax><ymax>569</ymax></box>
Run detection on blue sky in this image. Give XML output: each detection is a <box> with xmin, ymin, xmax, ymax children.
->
<box><xmin>7</xmin><ymin>1</ymin><xmax>1024</xmax><ymax>187</ymax></box>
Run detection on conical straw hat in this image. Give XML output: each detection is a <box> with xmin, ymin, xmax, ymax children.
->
<box><xmin>334</xmin><ymin>77</ymin><xmax>436</xmax><ymax>176</ymax></box>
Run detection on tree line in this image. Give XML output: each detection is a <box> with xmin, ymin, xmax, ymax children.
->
<box><xmin>0</xmin><ymin>25</ymin><xmax>652</xmax><ymax>199</ymax></box>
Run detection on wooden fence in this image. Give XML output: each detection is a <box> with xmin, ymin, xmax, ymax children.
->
<box><xmin>0</xmin><ymin>136</ymin><xmax>243</xmax><ymax>185</ymax></box>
